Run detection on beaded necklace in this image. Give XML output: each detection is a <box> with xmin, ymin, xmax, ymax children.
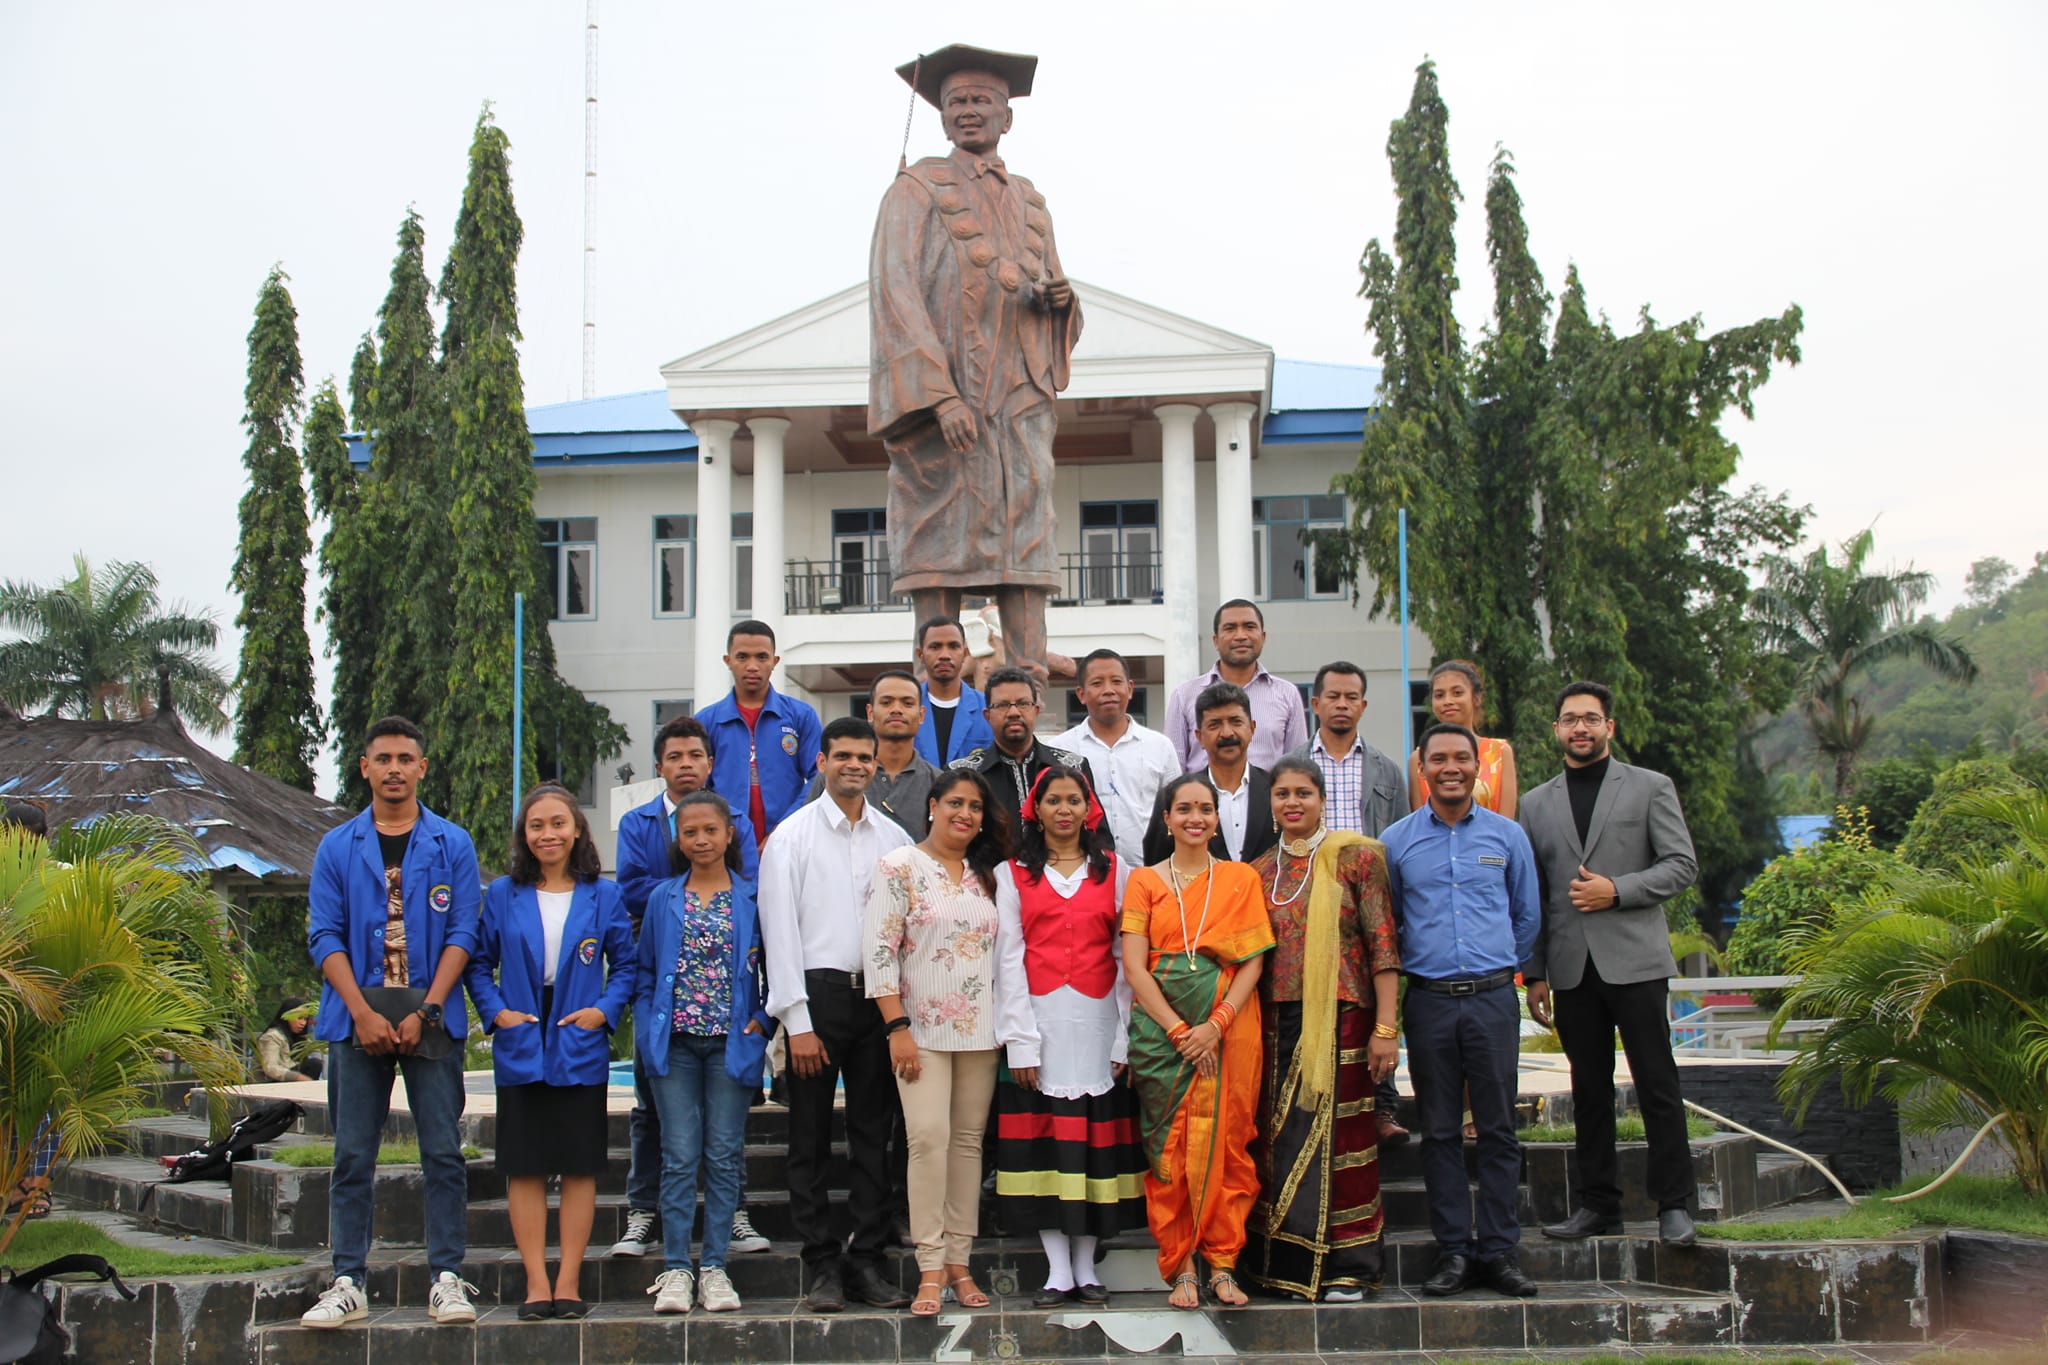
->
<box><xmin>1269</xmin><ymin>825</ymin><xmax>1328</xmax><ymax>907</ymax></box>
<box><xmin>1168</xmin><ymin>855</ymin><xmax>1216</xmax><ymax>967</ymax></box>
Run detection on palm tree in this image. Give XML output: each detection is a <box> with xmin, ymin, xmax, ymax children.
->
<box><xmin>0</xmin><ymin>554</ymin><xmax>232</xmax><ymax>731</ymax></box>
<box><xmin>1</xmin><ymin>815</ymin><xmax>249</xmax><ymax>1258</ymax></box>
<box><xmin>1771</xmin><ymin>789</ymin><xmax>2048</xmax><ymax>1195</ymax></box>
<box><xmin>1752</xmin><ymin>528</ymin><xmax>1977</xmax><ymax>799</ymax></box>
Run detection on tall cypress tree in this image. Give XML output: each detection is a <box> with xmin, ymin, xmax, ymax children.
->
<box><xmin>304</xmin><ymin>376</ymin><xmax>375</xmax><ymax>806</ymax></box>
<box><xmin>434</xmin><ymin>108</ymin><xmax>540</xmax><ymax>841</ymax></box>
<box><xmin>1321</xmin><ymin>60</ymin><xmax>1807</xmax><ymax>915</ymax></box>
<box><xmin>230</xmin><ymin>266</ymin><xmax>323</xmax><ymax>788</ymax></box>
<box><xmin>362</xmin><ymin>210</ymin><xmax>453</xmax><ymax>777</ymax></box>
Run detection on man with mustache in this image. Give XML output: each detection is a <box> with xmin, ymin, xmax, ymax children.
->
<box><xmin>950</xmin><ymin>666</ymin><xmax>1094</xmax><ymax>836</ymax></box>
<box><xmin>1142</xmin><ymin>682</ymin><xmax>1277</xmax><ymax>865</ymax></box>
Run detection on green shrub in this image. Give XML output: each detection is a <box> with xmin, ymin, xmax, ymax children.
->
<box><xmin>1726</xmin><ymin>809</ymin><xmax>1897</xmax><ymax>980</ymax></box>
<box><xmin>1897</xmin><ymin>758</ymin><xmax>2029</xmax><ymax>873</ymax></box>
<box><xmin>1847</xmin><ymin>756</ymin><xmax>1937</xmax><ymax>848</ymax></box>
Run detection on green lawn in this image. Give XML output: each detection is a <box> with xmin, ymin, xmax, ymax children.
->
<box><xmin>1517</xmin><ymin>1114</ymin><xmax>1717</xmax><ymax>1143</ymax></box>
<box><xmin>270</xmin><ymin>1140</ymin><xmax>482</xmax><ymax>1167</ymax></box>
<box><xmin>2</xmin><ymin>1219</ymin><xmax>300</xmax><ymax>1276</ymax></box>
<box><xmin>1701</xmin><ymin>1175</ymin><xmax>2048</xmax><ymax>1241</ymax></box>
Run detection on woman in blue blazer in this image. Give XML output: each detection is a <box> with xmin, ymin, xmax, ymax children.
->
<box><xmin>637</xmin><ymin>788</ymin><xmax>773</xmax><ymax>1316</ymax></box>
<box><xmin>466</xmin><ymin>783</ymin><xmax>636</xmax><ymax>1321</ymax></box>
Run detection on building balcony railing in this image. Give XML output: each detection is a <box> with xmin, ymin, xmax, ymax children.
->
<box><xmin>782</xmin><ymin>550</ymin><xmax>1165</xmax><ymax>615</ymax></box>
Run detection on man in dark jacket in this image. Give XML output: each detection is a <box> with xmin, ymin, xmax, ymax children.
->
<box><xmin>1142</xmin><ymin>682</ymin><xmax>1276</xmax><ymax>866</ymax></box>
<box><xmin>950</xmin><ymin>666</ymin><xmax>1093</xmax><ymax>840</ymax></box>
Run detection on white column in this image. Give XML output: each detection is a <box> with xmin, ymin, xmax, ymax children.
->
<box><xmin>692</xmin><ymin>418</ymin><xmax>739</xmax><ymax>712</ymax></box>
<box><xmin>1207</xmin><ymin>401</ymin><xmax>1258</xmax><ymax>603</ymax></box>
<box><xmin>1156</xmin><ymin>404</ymin><xmax>1202</xmax><ymax>691</ymax></box>
<box><xmin>746</xmin><ymin>418</ymin><xmax>789</xmax><ymax>673</ymax></box>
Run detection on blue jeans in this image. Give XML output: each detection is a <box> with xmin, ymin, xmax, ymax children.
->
<box><xmin>631</xmin><ymin>1054</ymin><xmax>754</xmax><ymax>1214</ymax></box>
<box><xmin>646</xmin><ymin>1033</ymin><xmax>749</xmax><ymax>1272</ymax></box>
<box><xmin>327</xmin><ymin>1039</ymin><xmax>468</xmax><ymax>1280</ymax></box>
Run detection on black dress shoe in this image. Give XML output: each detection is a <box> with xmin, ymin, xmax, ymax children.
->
<box><xmin>1031</xmin><ymin>1286</ymin><xmax>1072</xmax><ymax>1308</ymax></box>
<box><xmin>845</xmin><ymin>1265</ymin><xmax>911</xmax><ymax>1309</ymax></box>
<box><xmin>1074</xmin><ymin>1282</ymin><xmax>1109</xmax><ymax>1305</ymax></box>
<box><xmin>517</xmin><ymin>1299</ymin><xmax>555</xmax><ymax>1320</ymax></box>
<box><xmin>1479</xmin><ymin>1255</ymin><xmax>1539</xmax><ymax>1298</ymax></box>
<box><xmin>1541</xmin><ymin>1207</ymin><xmax>1624</xmax><ymax>1240</ymax></box>
<box><xmin>805</xmin><ymin>1269</ymin><xmax>846</xmax><ymax>1313</ymax></box>
<box><xmin>551</xmin><ymin>1297</ymin><xmax>589</xmax><ymax>1320</ymax></box>
<box><xmin>1659</xmin><ymin>1207</ymin><xmax>1698</xmax><ymax>1247</ymax></box>
<box><xmin>1420</xmin><ymin>1252</ymin><xmax>1476</xmax><ymax>1297</ymax></box>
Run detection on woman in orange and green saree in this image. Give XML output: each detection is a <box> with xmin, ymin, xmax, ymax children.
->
<box><xmin>1120</xmin><ymin>773</ymin><xmax>1274</xmax><ymax>1309</ymax></box>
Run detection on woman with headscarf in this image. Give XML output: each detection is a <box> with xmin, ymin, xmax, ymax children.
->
<box><xmin>255</xmin><ymin>997</ymin><xmax>323</xmax><ymax>1083</ymax></box>
<box><xmin>992</xmin><ymin>765</ymin><xmax>1147</xmax><ymax>1307</ymax></box>
<box><xmin>1243</xmin><ymin>756</ymin><xmax>1402</xmax><ymax>1301</ymax></box>
<box><xmin>1120</xmin><ymin>772</ymin><xmax>1275</xmax><ymax>1309</ymax></box>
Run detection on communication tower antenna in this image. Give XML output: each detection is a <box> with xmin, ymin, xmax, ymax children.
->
<box><xmin>581</xmin><ymin>0</ymin><xmax>599</xmax><ymax>398</ymax></box>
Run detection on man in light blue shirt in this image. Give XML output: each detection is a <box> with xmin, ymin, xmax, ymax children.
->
<box><xmin>1381</xmin><ymin>722</ymin><xmax>1543</xmax><ymax>1302</ymax></box>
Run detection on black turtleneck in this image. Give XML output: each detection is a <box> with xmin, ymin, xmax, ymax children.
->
<box><xmin>1565</xmin><ymin>753</ymin><xmax>1611</xmax><ymax>846</ymax></box>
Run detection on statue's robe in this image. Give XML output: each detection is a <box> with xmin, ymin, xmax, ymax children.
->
<box><xmin>868</xmin><ymin>148</ymin><xmax>1082</xmax><ymax>593</ymax></box>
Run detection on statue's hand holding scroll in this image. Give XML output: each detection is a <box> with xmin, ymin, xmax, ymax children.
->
<box><xmin>936</xmin><ymin>397</ymin><xmax>979</xmax><ymax>453</ymax></box>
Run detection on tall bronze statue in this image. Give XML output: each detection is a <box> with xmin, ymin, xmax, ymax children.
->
<box><xmin>868</xmin><ymin>43</ymin><xmax>1082</xmax><ymax>691</ymax></box>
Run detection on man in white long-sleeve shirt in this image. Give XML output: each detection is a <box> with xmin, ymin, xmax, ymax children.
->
<box><xmin>758</xmin><ymin>717</ymin><xmax>913</xmax><ymax>1314</ymax></box>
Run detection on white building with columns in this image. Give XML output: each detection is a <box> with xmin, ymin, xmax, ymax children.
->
<box><xmin>507</xmin><ymin>280</ymin><xmax>1425</xmax><ymax>863</ymax></box>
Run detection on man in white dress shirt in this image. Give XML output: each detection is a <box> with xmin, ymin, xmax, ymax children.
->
<box><xmin>1053</xmin><ymin>648</ymin><xmax>1179</xmax><ymax>864</ymax></box>
<box><xmin>758</xmin><ymin>717</ymin><xmax>915</xmax><ymax>1313</ymax></box>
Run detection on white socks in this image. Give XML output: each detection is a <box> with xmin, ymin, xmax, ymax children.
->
<box><xmin>1071</xmin><ymin>1233</ymin><xmax>1100</xmax><ymax>1288</ymax></box>
<box><xmin>1040</xmin><ymin>1229</ymin><xmax>1075</xmax><ymax>1291</ymax></box>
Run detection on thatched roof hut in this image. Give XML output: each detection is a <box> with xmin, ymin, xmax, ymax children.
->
<box><xmin>0</xmin><ymin>703</ymin><xmax>350</xmax><ymax>896</ymax></box>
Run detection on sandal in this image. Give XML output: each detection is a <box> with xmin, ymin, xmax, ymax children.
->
<box><xmin>1168</xmin><ymin>1272</ymin><xmax>1201</xmax><ymax>1309</ymax></box>
<box><xmin>6</xmin><ymin>1179</ymin><xmax>52</xmax><ymax>1221</ymax></box>
<box><xmin>911</xmin><ymin>1279</ymin><xmax>946</xmax><ymax>1316</ymax></box>
<box><xmin>948</xmin><ymin>1274</ymin><xmax>990</xmax><ymax>1308</ymax></box>
<box><xmin>1207</xmin><ymin>1270</ymin><xmax>1248</xmax><ymax>1308</ymax></box>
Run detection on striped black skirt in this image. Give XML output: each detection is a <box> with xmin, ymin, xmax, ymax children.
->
<box><xmin>991</xmin><ymin>1067</ymin><xmax>1149</xmax><ymax>1238</ymax></box>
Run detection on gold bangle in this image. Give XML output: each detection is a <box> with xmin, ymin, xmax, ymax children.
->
<box><xmin>1372</xmin><ymin>1022</ymin><xmax>1400</xmax><ymax>1040</ymax></box>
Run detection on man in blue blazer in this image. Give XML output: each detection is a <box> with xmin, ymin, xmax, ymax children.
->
<box><xmin>912</xmin><ymin>614</ymin><xmax>992</xmax><ymax>766</ymax></box>
<box><xmin>694</xmin><ymin>620</ymin><xmax>822</xmax><ymax>848</ymax></box>
<box><xmin>611</xmin><ymin>715</ymin><xmax>761</xmax><ymax>1257</ymax></box>
<box><xmin>300</xmin><ymin>716</ymin><xmax>481</xmax><ymax>1330</ymax></box>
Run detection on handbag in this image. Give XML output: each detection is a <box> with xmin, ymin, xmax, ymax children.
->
<box><xmin>0</xmin><ymin>1255</ymin><xmax>133</xmax><ymax>1365</ymax></box>
<box><xmin>352</xmin><ymin>987</ymin><xmax>455</xmax><ymax>1060</ymax></box>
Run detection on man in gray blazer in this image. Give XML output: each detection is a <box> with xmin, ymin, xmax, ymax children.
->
<box><xmin>1285</xmin><ymin>659</ymin><xmax>1411</xmax><ymax>1144</ymax></box>
<box><xmin>1520</xmin><ymin>681</ymin><xmax>1701</xmax><ymax>1246</ymax></box>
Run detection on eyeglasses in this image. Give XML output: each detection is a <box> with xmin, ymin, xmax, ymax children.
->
<box><xmin>988</xmin><ymin>700</ymin><xmax>1037</xmax><ymax>714</ymax></box>
<box><xmin>1555</xmin><ymin>712</ymin><xmax>1608</xmax><ymax>728</ymax></box>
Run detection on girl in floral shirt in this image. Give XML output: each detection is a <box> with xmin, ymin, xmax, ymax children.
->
<box><xmin>635</xmin><ymin>790</ymin><xmax>772</xmax><ymax>1316</ymax></box>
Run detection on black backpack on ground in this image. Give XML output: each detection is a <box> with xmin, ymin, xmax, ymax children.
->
<box><xmin>0</xmin><ymin>1254</ymin><xmax>133</xmax><ymax>1365</ymax></box>
<box><xmin>143</xmin><ymin>1098</ymin><xmax>303</xmax><ymax>1206</ymax></box>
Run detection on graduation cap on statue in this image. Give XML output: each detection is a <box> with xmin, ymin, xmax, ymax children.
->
<box><xmin>895</xmin><ymin>43</ymin><xmax>1039</xmax><ymax>107</ymax></box>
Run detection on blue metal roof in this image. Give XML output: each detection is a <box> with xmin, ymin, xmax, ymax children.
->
<box><xmin>344</xmin><ymin>360</ymin><xmax>1381</xmax><ymax>468</ymax></box>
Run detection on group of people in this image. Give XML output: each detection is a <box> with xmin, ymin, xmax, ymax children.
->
<box><xmin>294</xmin><ymin>600</ymin><xmax>1703</xmax><ymax>1330</ymax></box>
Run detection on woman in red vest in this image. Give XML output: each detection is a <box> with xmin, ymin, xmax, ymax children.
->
<box><xmin>991</xmin><ymin>766</ymin><xmax>1149</xmax><ymax>1306</ymax></box>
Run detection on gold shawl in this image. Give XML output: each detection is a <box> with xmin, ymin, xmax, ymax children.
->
<box><xmin>1296</xmin><ymin>831</ymin><xmax>1378</xmax><ymax>1113</ymax></box>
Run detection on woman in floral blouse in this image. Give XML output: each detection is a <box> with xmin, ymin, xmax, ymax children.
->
<box><xmin>865</xmin><ymin>768</ymin><xmax>1032</xmax><ymax>1316</ymax></box>
<box><xmin>1243</xmin><ymin>756</ymin><xmax>1402</xmax><ymax>1302</ymax></box>
<box><xmin>635</xmin><ymin>790</ymin><xmax>772</xmax><ymax>1317</ymax></box>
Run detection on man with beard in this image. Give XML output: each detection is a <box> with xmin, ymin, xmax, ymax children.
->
<box><xmin>1142</xmin><ymin>682</ymin><xmax>1277</xmax><ymax>865</ymax></box>
<box><xmin>805</xmin><ymin>668</ymin><xmax>939</xmax><ymax>839</ymax></box>
<box><xmin>912</xmin><ymin>615</ymin><xmax>992</xmax><ymax>768</ymax></box>
<box><xmin>1162</xmin><ymin>600</ymin><xmax>1308</xmax><ymax>773</ymax></box>
<box><xmin>950</xmin><ymin>666</ymin><xmax>1093</xmax><ymax>836</ymax></box>
<box><xmin>1522</xmin><ymin>681</ymin><xmax>1701</xmax><ymax>1248</ymax></box>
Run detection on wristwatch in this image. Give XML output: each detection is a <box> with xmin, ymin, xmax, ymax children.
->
<box><xmin>419</xmin><ymin>1002</ymin><xmax>445</xmax><ymax>1028</ymax></box>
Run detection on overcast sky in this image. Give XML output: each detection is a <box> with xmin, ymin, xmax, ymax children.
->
<box><xmin>4</xmin><ymin>1</ymin><xmax>2041</xmax><ymax>746</ymax></box>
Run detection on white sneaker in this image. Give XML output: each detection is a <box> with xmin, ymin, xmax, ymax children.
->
<box><xmin>426</xmin><ymin>1271</ymin><xmax>479</xmax><ymax>1325</ymax></box>
<box><xmin>611</xmin><ymin>1208</ymin><xmax>658</xmax><ymax>1257</ymax></box>
<box><xmin>1323</xmin><ymin>1285</ymin><xmax>1366</xmax><ymax>1303</ymax></box>
<box><xmin>730</xmin><ymin>1209</ymin><xmax>770</xmax><ymax>1254</ymax></box>
<box><xmin>650</xmin><ymin>1267</ymin><xmax>695</xmax><ymax>1314</ymax></box>
<box><xmin>698</xmin><ymin>1265</ymin><xmax>742</xmax><ymax>1312</ymax></box>
<box><xmin>300</xmin><ymin>1275</ymin><xmax>368</xmax><ymax>1328</ymax></box>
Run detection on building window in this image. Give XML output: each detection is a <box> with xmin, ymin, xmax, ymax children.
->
<box><xmin>1251</xmin><ymin>495</ymin><xmax>1345</xmax><ymax>601</ymax></box>
<box><xmin>832</xmin><ymin>507</ymin><xmax>890</xmax><ymax>609</ymax></box>
<box><xmin>653</xmin><ymin>515</ymin><xmax>694</xmax><ymax>618</ymax></box>
<box><xmin>1078</xmin><ymin>501</ymin><xmax>1159</xmax><ymax>602</ymax></box>
<box><xmin>732</xmin><ymin>512</ymin><xmax>754</xmax><ymax>616</ymax></box>
<box><xmin>653</xmin><ymin>699</ymin><xmax>694</xmax><ymax>729</ymax></box>
<box><xmin>1064</xmin><ymin>687</ymin><xmax>1151</xmax><ymax>729</ymax></box>
<box><xmin>538</xmin><ymin>517</ymin><xmax>598</xmax><ymax>620</ymax></box>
